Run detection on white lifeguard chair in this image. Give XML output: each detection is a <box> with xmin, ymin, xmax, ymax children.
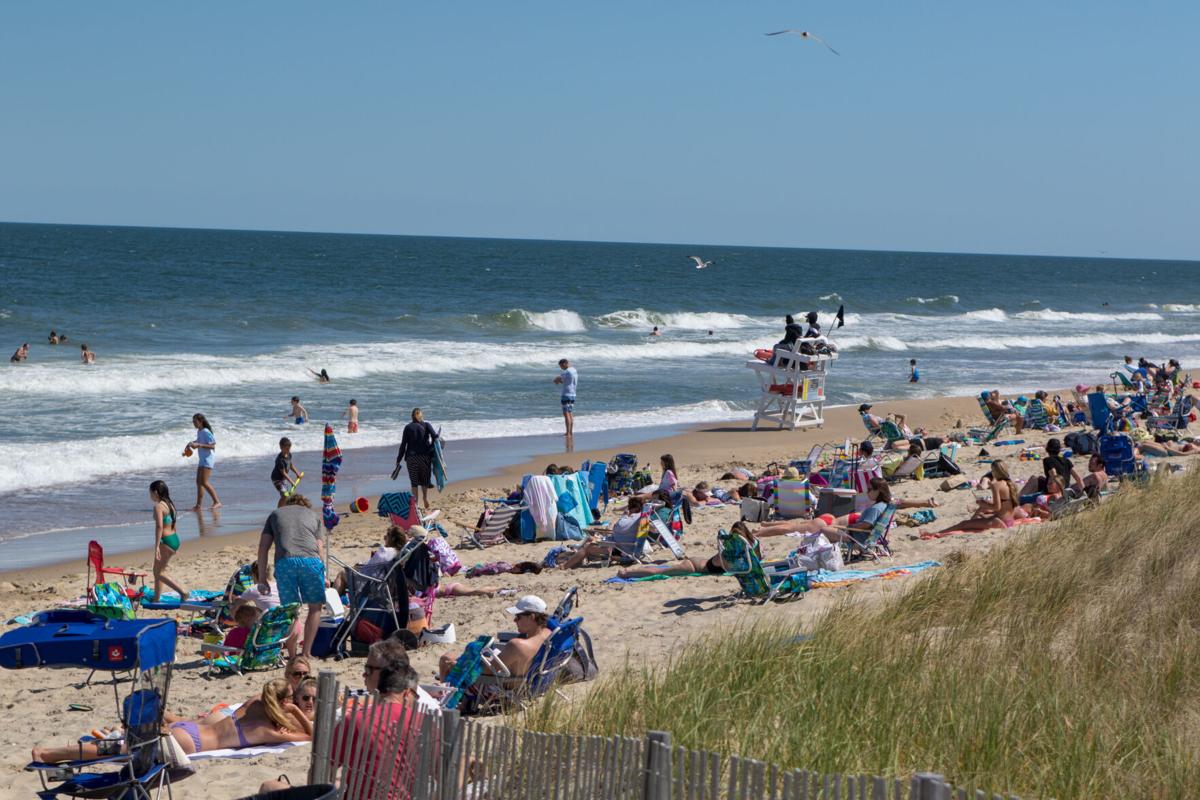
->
<box><xmin>746</xmin><ymin>341</ymin><xmax>836</xmax><ymax>431</ymax></box>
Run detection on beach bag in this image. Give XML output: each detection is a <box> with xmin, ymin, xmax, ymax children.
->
<box><xmin>562</xmin><ymin>625</ymin><xmax>599</xmax><ymax>683</ymax></box>
<box><xmin>740</xmin><ymin>498</ymin><xmax>770</xmax><ymax>522</ymax></box>
<box><xmin>555</xmin><ymin>513</ymin><xmax>585</xmax><ymax>541</ymax></box>
<box><xmin>1065</xmin><ymin>431</ymin><xmax>1100</xmax><ymax>456</ymax></box>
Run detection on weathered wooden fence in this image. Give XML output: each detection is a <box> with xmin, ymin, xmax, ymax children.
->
<box><xmin>307</xmin><ymin>671</ymin><xmax>1024</xmax><ymax>800</ymax></box>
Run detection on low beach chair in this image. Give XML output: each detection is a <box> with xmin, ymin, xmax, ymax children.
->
<box><xmin>1024</xmin><ymin>401</ymin><xmax>1051</xmax><ymax>431</ymax></box>
<box><xmin>860</xmin><ymin>414</ymin><xmax>882</xmax><ymax>442</ymax></box>
<box><xmin>463</xmin><ymin>499</ymin><xmax>525</xmax><ymax>549</ymax></box>
<box><xmin>1110</xmin><ymin>371</ymin><xmax>1136</xmax><ymax>391</ymax></box>
<box><xmin>606</xmin><ymin>453</ymin><xmax>641</xmax><ymax>495</ymax></box>
<box><xmin>717</xmin><ymin>528</ymin><xmax>810</xmax><ymax>603</ymax></box>
<box><xmin>1146</xmin><ymin>396</ymin><xmax>1192</xmax><ymax>433</ymax></box>
<box><xmin>424</xmin><ymin>635</ymin><xmax>497</xmax><ymax>710</ymax></box>
<box><xmin>202</xmin><ymin>603</ymin><xmax>300</xmax><ymax>676</ymax></box>
<box><xmin>831</xmin><ymin>504</ymin><xmax>896</xmax><ymax>562</ymax></box>
<box><xmin>470</xmin><ymin>618</ymin><xmax>584</xmax><ymax>714</ymax></box>
<box><xmin>87</xmin><ymin>582</ymin><xmax>137</xmax><ymax>622</ymax></box>
<box><xmin>86</xmin><ymin>541</ymin><xmax>147</xmax><ymax>604</ymax></box>
<box><xmin>878</xmin><ymin>418</ymin><xmax>909</xmax><ymax>447</ymax></box>
<box><xmin>884</xmin><ymin>455</ymin><xmax>923</xmax><ymax>482</ymax></box>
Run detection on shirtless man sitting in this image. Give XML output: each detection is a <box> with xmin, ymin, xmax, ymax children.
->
<box><xmin>986</xmin><ymin>390</ymin><xmax>1025</xmax><ymax>433</ymax></box>
<box><xmin>437</xmin><ymin>595</ymin><xmax>553</xmax><ymax>682</ymax></box>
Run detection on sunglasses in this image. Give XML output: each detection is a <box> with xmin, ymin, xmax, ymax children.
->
<box><xmin>289</xmin><ymin>670</ymin><xmax>309</xmax><ymax>678</ymax></box>
<box><xmin>299</xmin><ymin>694</ymin><xmax>317</xmax><ymax>702</ymax></box>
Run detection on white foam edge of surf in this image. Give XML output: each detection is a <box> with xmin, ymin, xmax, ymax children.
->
<box><xmin>0</xmin><ymin>399</ymin><xmax>748</xmax><ymax>495</ymax></box>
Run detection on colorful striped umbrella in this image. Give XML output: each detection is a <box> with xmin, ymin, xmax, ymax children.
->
<box><xmin>321</xmin><ymin>423</ymin><xmax>343</xmax><ymax>531</ymax></box>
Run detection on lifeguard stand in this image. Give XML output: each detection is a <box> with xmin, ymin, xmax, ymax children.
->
<box><xmin>746</xmin><ymin>342</ymin><xmax>836</xmax><ymax>431</ymax></box>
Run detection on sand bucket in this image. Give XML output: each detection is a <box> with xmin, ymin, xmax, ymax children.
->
<box><xmin>349</xmin><ymin>497</ymin><xmax>369</xmax><ymax>514</ymax></box>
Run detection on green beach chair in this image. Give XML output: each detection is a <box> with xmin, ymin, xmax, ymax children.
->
<box><xmin>202</xmin><ymin>602</ymin><xmax>300</xmax><ymax>676</ymax></box>
<box><xmin>878</xmin><ymin>418</ymin><xmax>910</xmax><ymax>447</ymax></box>
<box><xmin>1110</xmin><ymin>371</ymin><xmax>1135</xmax><ymax>391</ymax></box>
<box><xmin>832</xmin><ymin>504</ymin><xmax>896</xmax><ymax>562</ymax></box>
<box><xmin>717</xmin><ymin>528</ymin><xmax>810</xmax><ymax>603</ymax></box>
<box><xmin>88</xmin><ymin>581</ymin><xmax>136</xmax><ymax>622</ymax></box>
<box><xmin>1024</xmin><ymin>401</ymin><xmax>1051</xmax><ymax>430</ymax></box>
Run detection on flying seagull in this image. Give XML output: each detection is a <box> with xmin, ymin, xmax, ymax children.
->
<box><xmin>689</xmin><ymin>256</ymin><xmax>712</xmax><ymax>270</ymax></box>
<box><xmin>765</xmin><ymin>29</ymin><xmax>840</xmax><ymax>55</ymax></box>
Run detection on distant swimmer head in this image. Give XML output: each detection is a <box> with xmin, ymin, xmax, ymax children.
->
<box><xmin>805</xmin><ymin>311</ymin><xmax>818</xmax><ymax>324</ymax></box>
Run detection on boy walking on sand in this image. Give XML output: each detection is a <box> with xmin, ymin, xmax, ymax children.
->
<box><xmin>554</xmin><ymin>358</ymin><xmax>577</xmax><ymax>438</ymax></box>
<box><xmin>286</xmin><ymin>396</ymin><xmax>308</xmax><ymax>425</ymax></box>
<box><xmin>342</xmin><ymin>399</ymin><xmax>359</xmax><ymax>433</ymax></box>
<box><xmin>272</xmin><ymin>437</ymin><xmax>302</xmax><ymax>505</ymax></box>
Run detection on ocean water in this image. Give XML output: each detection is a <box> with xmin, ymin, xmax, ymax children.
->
<box><xmin>1</xmin><ymin>222</ymin><xmax>1198</xmax><ymax>566</ymax></box>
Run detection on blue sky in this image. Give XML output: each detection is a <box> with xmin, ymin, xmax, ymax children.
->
<box><xmin>1</xmin><ymin>1</ymin><xmax>1197</xmax><ymax>258</ymax></box>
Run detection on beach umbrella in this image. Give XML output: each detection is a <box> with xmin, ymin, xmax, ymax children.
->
<box><xmin>321</xmin><ymin>423</ymin><xmax>343</xmax><ymax>532</ymax></box>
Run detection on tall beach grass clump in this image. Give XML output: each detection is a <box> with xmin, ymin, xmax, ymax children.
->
<box><xmin>525</xmin><ymin>469</ymin><xmax>1200</xmax><ymax>798</ymax></box>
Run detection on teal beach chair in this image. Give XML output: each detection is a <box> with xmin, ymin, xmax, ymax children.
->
<box><xmin>717</xmin><ymin>528</ymin><xmax>810</xmax><ymax>603</ymax></box>
<box><xmin>202</xmin><ymin>603</ymin><xmax>300</xmax><ymax>675</ymax></box>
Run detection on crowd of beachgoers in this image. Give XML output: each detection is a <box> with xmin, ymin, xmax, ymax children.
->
<box><xmin>4</xmin><ymin>349</ymin><xmax>1197</xmax><ymax>799</ymax></box>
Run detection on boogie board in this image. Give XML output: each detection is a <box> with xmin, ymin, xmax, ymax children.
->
<box><xmin>432</xmin><ymin>429</ymin><xmax>448</xmax><ymax>492</ymax></box>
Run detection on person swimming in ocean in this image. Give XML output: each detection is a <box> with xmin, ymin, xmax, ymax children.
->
<box><xmin>286</xmin><ymin>396</ymin><xmax>309</xmax><ymax>425</ymax></box>
<box><xmin>10</xmin><ymin>343</ymin><xmax>28</xmax><ymax>363</ymax></box>
<box><xmin>307</xmin><ymin>368</ymin><xmax>330</xmax><ymax>384</ymax></box>
<box><xmin>80</xmin><ymin>343</ymin><xmax>95</xmax><ymax>364</ymax></box>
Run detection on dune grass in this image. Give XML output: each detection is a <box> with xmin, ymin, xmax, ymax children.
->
<box><xmin>524</xmin><ymin>469</ymin><xmax>1200</xmax><ymax>798</ymax></box>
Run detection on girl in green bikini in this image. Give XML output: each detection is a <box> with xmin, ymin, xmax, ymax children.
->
<box><xmin>150</xmin><ymin>480</ymin><xmax>188</xmax><ymax>601</ymax></box>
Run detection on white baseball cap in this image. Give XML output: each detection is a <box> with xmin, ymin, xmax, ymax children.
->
<box><xmin>505</xmin><ymin>595</ymin><xmax>547</xmax><ymax>616</ymax></box>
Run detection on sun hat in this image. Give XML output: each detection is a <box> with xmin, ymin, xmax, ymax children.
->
<box><xmin>782</xmin><ymin>466</ymin><xmax>801</xmax><ymax>479</ymax></box>
<box><xmin>505</xmin><ymin>595</ymin><xmax>547</xmax><ymax>616</ymax></box>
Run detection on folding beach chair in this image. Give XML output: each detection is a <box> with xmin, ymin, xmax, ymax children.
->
<box><xmin>773</xmin><ymin>478</ymin><xmax>814</xmax><ymax>518</ymax></box>
<box><xmin>878</xmin><ymin>419</ymin><xmax>910</xmax><ymax>447</ymax></box>
<box><xmin>1110</xmin><ymin>371</ymin><xmax>1136</xmax><ymax>391</ymax></box>
<box><xmin>4</xmin><ymin>613</ymin><xmax>178</xmax><ymax>800</ymax></box>
<box><xmin>1024</xmin><ymin>401</ymin><xmax>1051</xmax><ymax>431</ymax></box>
<box><xmin>423</xmin><ymin>635</ymin><xmax>498</xmax><ymax>710</ymax></box>
<box><xmin>328</xmin><ymin>537</ymin><xmax>435</xmax><ymax>657</ymax></box>
<box><xmin>717</xmin><ymin>528</ymin><xmax>810</xmax><ymax>603</ymax></box>
<box><xmin>1146</xmin><ymin>396</ymin><xmax>1193</xmax><ymax>434</ymax></box>
<box><xmin>88</xmin><ymin>582</ymin><xmax>137</xmax><ymax>622</ymax></box>
<box><xmin>884</xmin><ymin>455</ymin><xmax>923</xmax><ymax>483</ymax></box>
<box><xmin>202</xmin><ymin>603</ymin><xmax>300</xmax><ymax>675</ymax></box>
<box><xmin>832</xmin><ymin>504</ymin><xmax>896</xmax><ymax>562</ymax></box>
<box><xmin>462</xmin><ymin>499</ymin><xmax>525</xmax><ymax>549</ymax></box>
<box><xmin>860</xmin><ymin>414</ymin><xmax>882</xmax><ymax>442</ymax></box>
<box><xmin>470</xmin><ymin>618</ymin><xmax>584</xmax><ymax>714</ymax></box>
<box><xmin>86</xmin><ymin>541</ymin><xmax>147</xmax><ymax>604</ymax></box>
<box><xmin>606</xmin><ymin>454</ymin><xmax>641</xmax><ymax>495</ymax></box>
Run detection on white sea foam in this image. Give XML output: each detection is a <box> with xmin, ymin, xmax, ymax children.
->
<box><xmin>500</xmin><ymin>308</ymin><xmax>589</xmax><ymax>332</ymax></box>
<box><xmin>1014</xmin><ymin>309</ymin><xmax>1163</xmax><ymax>322</ymax></box>
<box><xmin>959</xmin><ymin>308</ymin><xmax>1008</xmax><ymax>322</ymax></box>
<box><xmin>818</xmin><ymin>293</ymin><xmax>842</xmax><ymax>302</ymax></box>
<box><xmin>838</xmin><ymin>331</ymin><xmax>1200</xmax><ymax>353</ymax></box>
<box><xmin>594</xmin><ymin>309</ymin><xmax>769</xmax><ymax>330</ymax></box>
<box><xmin>906</xmin><ymin>295</ymin><xmax>959</xmax><ymax>305</ymax></box>
<box><xmin>0</xmin><ymin>399</ymin><xmax>746</xmax><ymax>493</ymax></box>
<box><xmin>1162</xmin><ymin>304</ymin><xmax>1200</xmax><ymax>312</ymax></box>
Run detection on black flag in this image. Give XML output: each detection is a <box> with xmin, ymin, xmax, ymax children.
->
<box><xmin>835</xmin><ymin>305</ymin><xmax>845</xmax><ymax>329</ymax></box>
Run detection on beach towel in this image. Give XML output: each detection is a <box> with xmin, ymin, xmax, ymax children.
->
<box><xmin>140</xmin><ymin>590</ymin><xmax>223</xmax><ymax>610</ymax></box>
<box><xmin>809</xmin><ymin>560</ymin><xmax>941</xmax><ymax>588</ymax></box>
<box><xmin>603</xmin><ymin>572</ymin><xmax>706</xmax><ymax>584</ymax></box>
<box><xmin>433</xmin><ymin>435</ymin><xmax>448</xmax><ymax>492</ymax></box>
<box><xmin>524</xmin><ymin>475</ymin><xmax>559</xmax><ymax>539</ymax></box>
<box><xmin>188</xmin><ymin>741</ymin><xmax>310</xmax><ymax>761</ymax></box>
<box><xmin>425</xmin><ymin>529</ymin><xmax>462</xmax><ymax>576</ymax></box>
<box><xmin>548</xmin><ymin>472</ymin><xmax>595</xmax><ymax>527</ymax></box>
<box><xmin>377</xmin><ymin>492</ymin><xmax>419</xmax><ymax>530</ymax></box>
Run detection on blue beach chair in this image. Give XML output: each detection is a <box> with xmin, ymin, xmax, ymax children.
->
<box><xmin>1</xmin><ymin>612</ymin><xmax>177</xmax><ymax>800</ymax></box>
<box><xmin>717</xmin><ymin>528</ymin><xmax>810</xmax><ymax>603</ymax></box>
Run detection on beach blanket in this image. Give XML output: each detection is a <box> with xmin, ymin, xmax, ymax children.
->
<box><xmin>548</xmin><ymin>471</ymin><xmax>595</xmax><ymax>527</ymax></box>
<box><xmin>603</xmin><ymin>572</ymin><xmax>706</xmax><ymax>584</ymax></box>
<box><xmin>809</xmin><ymin>560</ymin><xmax>941</xmax><ymax>588</ymax></box>
<box><xmin>189</xmin><ymin>740</ymin><xmax>309</xmax><ymax>762</ymax></box>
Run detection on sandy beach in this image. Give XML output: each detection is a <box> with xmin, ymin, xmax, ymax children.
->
<box><xmin>0</xmin><ymin>390</ymin><xmax>1149</xmax><ymax>799</ymax></box>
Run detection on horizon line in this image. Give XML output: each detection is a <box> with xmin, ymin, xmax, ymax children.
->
<box><xmin>1</xmin><ymin>217</ymin><xmax>1195</xmax><ymax>265</ymax></box>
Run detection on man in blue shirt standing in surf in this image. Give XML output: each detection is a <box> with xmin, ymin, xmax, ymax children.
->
<box><xmin>555</xmin><ymin>358</ymin><xmax>577</xmax><ymax>439</ymax></box>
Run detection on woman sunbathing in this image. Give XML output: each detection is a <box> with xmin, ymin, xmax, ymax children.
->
<box><xmin>617</xmin><ymin>520</ymin><xmax>758</xmax><ymax>579</ymax></box>
<box><xmin>32</xmin><ymin>679</ymin><xmax>310</xmax><ymax>763</ymax></box>
<box><xmin>920</xmin><ymin>460</ymin><xmax>1036</xmax><ymax>535</ymax></box>
<box><xmin>1137</xmin><ymin>440</ymin><xmax>1199</xmax><ymax>457</ymax></box>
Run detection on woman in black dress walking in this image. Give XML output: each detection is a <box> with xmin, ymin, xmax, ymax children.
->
<box><xmin>394</xmin><ymin>407</ymin><xmax>439</xmax><ymax>510</ymax></box>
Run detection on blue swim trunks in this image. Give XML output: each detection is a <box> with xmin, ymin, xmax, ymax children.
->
<box><xmin>561</xmin><ymin>396</ymin><xmax>576</xmax><ymax>413</ymax></box>
<box><xmin>275</xmin><ymin>556</ymin><xmax>326</xmax><ymax>605</ymax></box>
<box><xmin>295</xmin><ymin>416</ymin><xmax>306</xmax><ymax>425</ymax></box>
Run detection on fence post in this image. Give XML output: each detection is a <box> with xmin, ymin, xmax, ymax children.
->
<box><xmin>643</xmin><ymin>731</ymin><xmax>672</xmax><ymax>800</ymax></box>
<box><xmin>439</xmin><ymin>709</ymin><xmax>463</xmax><ymax>800</ymax></box>
<box><xmin>308</xmin><ymin>670</ymin><xmax>340</xmax><ymax>786</ymax></box>
<box><xmin>914</xmin><ymin>772</ymin><xmax>945</xmax><ymax>800</ymax></box>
